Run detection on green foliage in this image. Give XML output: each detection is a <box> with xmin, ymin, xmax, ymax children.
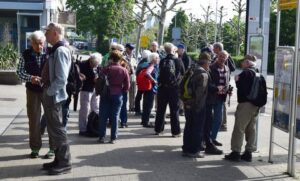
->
<box><xmin>231</xmin><ymin>55</ymin><xmax>244</xmax><ymax>68</ymax></box>
<box><xmin>268</xmin><ymin>9</ymin><xmax>296</xmax><ymax>73</ymax></box>
<box><xmin>0</xmin><ymin>44</ymin><xmax>19</xmax><ymax>70</ymax></box>
<box><xmin>66</xmin><ymin>0</ymin><xmax>135</xmax><ymax>53</ymax></box>
<box><xmin>187</xmin><ymin>52</ymin><xmax>199</xmax><ymax>61</ymax></box>
<box><xmin>165</xmin><ymin>9</ymin><xmax>189</xmax><ymax>44</ymax></box>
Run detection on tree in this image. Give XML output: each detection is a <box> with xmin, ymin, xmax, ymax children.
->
<box><xmin>217</xmin><ymin>6</ymin><xmax>227</xmax><ymax>42</ymax></box>
<box><xmin>66</xmin><ymin>0</ymin><xmax>135</xmax><ymax>53</ymax></box>
<box><xmin>165</xmin><ymin>9</ymin><xmax>189</xmax><ymax>46</ymax></box>
<box><xmin>232</xmin><ymin>0</ymin><xmax>246</xmax><ymax>55</ymax></box>
<box><xmin>146</xmin><ymin>0</ymin><xmax>187</xmax><ymax>46</ymax></box>
<box><xmin>201</xmin><ymin>5</ymin><xmax>214</xmax><ymax>46</ymax></box>
<box><xmin>134</xmin><ymin>0</ymin><xmax>152</xmax><ymax>56</ymax></box>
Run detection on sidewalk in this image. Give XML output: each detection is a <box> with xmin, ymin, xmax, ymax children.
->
<box><xmin>0</xmin><ymin>79</ymin><xmax>299</xmax><ymax>180</ymax></box>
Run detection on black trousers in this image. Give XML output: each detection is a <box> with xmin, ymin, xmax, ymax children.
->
<box><xmin>141</xmin><ymin>90</ymin><xmax>155</xmax><ymax>125</ymax></box>
<box><xmin>134</xmin><ymin>90</ymin><xmax>145</xmax><ymax>113</ymax></box>
<box><xmin>204</xmin><ymin>104</ymin><xmax>214</xmax><ymax>146</ymax></box>
<box><xmin>154</xmin><ymin>86</ymin><xmax>181</xmax><ymax>135</ymax></box>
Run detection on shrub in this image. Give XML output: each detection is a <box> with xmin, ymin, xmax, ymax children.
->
<box><xmin>187</xmin><ymin>52</ymin><xmax>199</xmax><ymax>62</ymax></box>
<box><xmin>0</xmin><ymin>44</ymin><xmax>19</xmax><ymax>70</ymax></box>
<box><xmin>231</xmin><ymin>55</ymin><xmax>244</xmax><ymax>68</ymax></box>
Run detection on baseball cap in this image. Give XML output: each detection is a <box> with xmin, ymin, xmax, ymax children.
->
<box><xmin>177</xmin><ymin>43</ymin><xmax>185</xmax><ymax>49</ymax></box>
<box><xmin>125</xmin><ymin>43</ymin><xmax>135</xmax><ymax>49</ymax></box>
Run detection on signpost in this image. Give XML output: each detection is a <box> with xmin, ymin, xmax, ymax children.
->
<box><xmin>140</xmin><ymin>35</ymin><xmax>149</xmax><ymax>48</ymax></box>
<box><xmin>279</xmin><ymin>0</ymin><xmax>297</xmax><ymax>10</ymax></box>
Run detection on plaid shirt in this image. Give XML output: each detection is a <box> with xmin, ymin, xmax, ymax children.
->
<box><xmin>16</xmin><ymin>51</ymin><xmax>44</xmax><ymax>82</ymax></box>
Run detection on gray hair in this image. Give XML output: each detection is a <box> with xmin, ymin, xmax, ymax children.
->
<box><xmin>29</xmin><ymin>30</ymin><xmax>46</xmax><ymax>42</ymax></box>
<box><xmin>45</xmin><ymin>22</ymin><xmax>64</xmax><ymax>38</ymax></box>
<box><xmin>149</xmin><ymin>52</ymin><xmax>159</xmax><ymax>63</ymax></box>
<box><xmin>116</xmin><ymin>44</ymin><xmax>125</xmax><ymax>52</ymax></box>
<box><xmin>151</xmin><ymin>41</ymin><xmax>158</xmax><ymax>47</ymax></box>
<box><xmin>141</xmin><ymin>49</ymin><xmax>151</xmax><ymax>59</ymax></box>
<box><xmin>89</xmin><ymin>52</ymin><xmax>102</xmax><ymax>66</ymax></box>
<box><xmin>219</xmin><ymin>50</ymin><xmax>229</xmax><ymax>59</ymax></box>
<box><xmin>164</xmin><ymin>42</ymin><xmax>175</xmax><ymax>54</ymax></box>
<box><xmin>213</xmin><ymin>42</ymin><xmax>224</xmax><ymax>51</ymax></box>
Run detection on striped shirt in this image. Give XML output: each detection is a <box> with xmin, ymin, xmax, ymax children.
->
<box><xmin>217</xmin><ymin>67</ymin><xmax>226</xmax><ymax>86</ymax></box>
<box><xmin>16</xmin><ymin>51</ymin><xmax>43</xmax><ymax>82</ymax></box>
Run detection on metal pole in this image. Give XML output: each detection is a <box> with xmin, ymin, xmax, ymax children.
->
<box><xmin>269</xmin><ymin>1</ymin><xmax>281</xmax><ymax>163</ymax></box>
<box><xmin>287</xmin><ymin>0</ymin><xmax>300</xmax><ymax>176</ymax></box>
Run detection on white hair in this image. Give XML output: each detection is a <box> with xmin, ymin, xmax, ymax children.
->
<box><xmin>151</xmin><ymin>41</ymin><xmax>158</xmax><ymax>47</ymax></box>
<box><xmin>219</xmin><ymin>50</ymin><xmax>229</xmax><ymax>58</ymax></box>
<box><xmin>116</xmin><ymin>44</ymin><xmax>125</xmax><ymax>52</ymax></box>
<box><xmin>164</xmin><ymin>42</ymin><xmax>175</xmax><ymax>54</ymax></box>
<box><xmin>141</xmin><ymin>50</ymin><xmax>151</xmax><ymax>59</ymax></box>
<box><xmin>89</xmin><ymin>52</ymin><xmax>102</xmax><ymax>66</ymax></box>
<box><xmin>29</xmin><ymin>30</ymin><xmax>46</xmax><ymax>42</ymax></box>
<box><xmin>149</xmin><ymin>52</ymin><xmax>159</xmax><ymax>63</ymax></box>
<box><xmin>110</xmin><ymin>42</ymin><xmax>118</xmax><ymax>49</ymax></box>
<box><xmin>213</xmin><ymin>42</ymin><xmax>224</xmax><ymax>51</ymax></box>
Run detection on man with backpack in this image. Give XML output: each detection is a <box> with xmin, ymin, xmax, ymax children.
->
<box><xmin>154</xmin><ymin>42</ymin><xmax>185</xmax><ymax>137</ymax></box>
<box><xmin>181</xmin><ymin>53</ymin><xmax>210</xmax><ymax>158</ymax></box>
<box><xmin>225</xmin><ymin>54</ymin><xmax>267</xmax><ymax>162</ymax></box>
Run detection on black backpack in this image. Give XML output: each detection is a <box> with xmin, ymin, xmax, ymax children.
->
<box><xmin>95</xmin><ymin>68</ymin><xmax>110</xmax><ymax>96</ymax></box>
<box><xmin>246</xmin><ymin>69</ymin><xmax>268</xmax><ymax>107</ymax></box>
<box><xmin>86</xmin><ymin>111</ymin><xmax>100</xmax><ymax>137</ymax></box>
<box><xmin>66</xmin><ymin>55</ymin><xmax>83</xmax><ymax>96</ymax></box>
<box><xmin>159</xmin><ymin>57</ymin><xmax>177</xmax><ymax>86</ymax></box>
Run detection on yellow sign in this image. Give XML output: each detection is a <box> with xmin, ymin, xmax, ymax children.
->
<box><xmin>279</xmin><ymin>0</ymin><xmax>297</xmax><ymax>10</ymax></box>
<box><xmin>140</xmin><ymin>36</ymin><xmax>149</xmax><ymax>48</ymax></box>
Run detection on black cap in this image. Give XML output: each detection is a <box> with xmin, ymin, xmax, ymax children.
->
<box><xmin>125</xmin><ymin>43</ymin><xmax>135</xmax><ymax>49</ymax></box>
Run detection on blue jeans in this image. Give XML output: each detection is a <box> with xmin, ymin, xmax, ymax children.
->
<box><xmin>99</xmin><ymin>94</ymin><xmax>123</xmax><ymax>140</ymax></box>
<box><xmin>120</xmin><ymin>92</ymin><xmax>128</xmax><ymax>126</ymax></box>
<box><xmin>211</xmin><ymin>99</ymin><xmax>224</xmax><ymax>141</ymax></box>
<box><xmin>182</xmin><ymin>107</ymin><xmax>206</xmax><ymax>154</ymax></box>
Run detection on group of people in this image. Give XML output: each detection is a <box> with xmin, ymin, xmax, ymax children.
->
<box><xmin>17</xmin><ymin>22</ymin><xmax>263</xmax><ymax>175</ymax></box>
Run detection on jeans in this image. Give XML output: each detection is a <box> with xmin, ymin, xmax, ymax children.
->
<box><xmin>211</xmin><ymin>99</ymin><xmax>224</xmax><ymax>141</ymax></box>
<box><xmin>120</xmin><ymin>92</ymin><xmax>128</xmax><ymax>126</ymax></box>
<box><xmin>134</xmin><ymin>90</ymin><xmax>144</xmax><ymax>113</ymax></box>
<box><xmin>182</xmin><ymin>107</ymin><xmax>206</xmax><ymax>154</ymax></box>
<box><xmin>99</xmin><ymin>94</ymin><xmax>123</xmax><ymax>140</ymax></box>
<box><xmin>141</xmin><ymin>90</ymin><xmax>155</xmax><ymax>125</ymax></box>
<box><xmin>155</xmin><ymin>86</ymin><xmax>181</xmax><ymax>135</ymax></box>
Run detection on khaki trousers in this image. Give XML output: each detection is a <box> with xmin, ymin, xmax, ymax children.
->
<box><xmin>231</xmin><ymin>102</ymin><xmax>259</xmax><ymax>152</ymax></box>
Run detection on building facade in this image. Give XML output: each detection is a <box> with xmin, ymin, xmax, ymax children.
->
<box><xmin>0</xmin><ymin>0</ymin><xmax>75</xmax><ymax>52</ymax></box>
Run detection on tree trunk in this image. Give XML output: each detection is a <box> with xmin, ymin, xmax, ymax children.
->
<box><xmin>236</xmin><ymin>13</ymin><xmax>241</xmax><ymax>55</ymax></box>
<box><xmin>157</xmin><ymin>1</ymin><xmax>167</xmax><ymax>46</ymax></box>
<box><xmin>136</xmin><ymin>24</ymin><xmax>143</xmax><ymax>57</ymax></box>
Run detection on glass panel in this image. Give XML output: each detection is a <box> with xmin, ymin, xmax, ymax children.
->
<box><xmin>0</xmin><ymin>11</ymin><xmax>17</xmax><ymax>48</ymax></box>
<box><xmin>19</xmin><ymin>15</ymin><xmax>39</xmax><ymax>52</ymax></box>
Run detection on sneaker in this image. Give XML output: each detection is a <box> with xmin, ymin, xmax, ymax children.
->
<box><xmin>224</xmin><ymin>151</ymin><xmax>241</xmax><ymax>161</ymax></box>
<box><xmin>205</xmin><ymin>145</ymin><xmax>223</xmax><ymax>155</ymax></box>
<box><xmin>142</xmin><ymin>122</ymin><xmax>154</xmax><ymax>128</ymax></box>
<box><xmin>98</xmin><ymin>137</ymin><xmax>105</xmax><ymax>144</ymax></box>
<box><xmin>172</xmin><ymin>133</ymin><xmax>181</xmax><ymax>138</ymax></box>
<box><xmin>241</xmin><ymin>151</ymin><xmax>252</xmax><ymax>162</ymax></box>
<box><xmin>48</xmin><ymin>164</ymin><xmax>71</xmax><ymax>175</ymax></box>
<box><xmin>155</xmin><ymin>132</ymin><xmax>163</xmax><ymax>136</ymax></box>
<box><xmin>42</xmin><ymin>160</ymin><xmax>58</xmax><ymax>170</ymax></box>
<box><xmin>30</xmin><ymin>150</ymin><xmax>39</xmax><ymax>158</ymax></box>
<box><xmin>44</xmin><ymin>150</ymin><xmax>55</xmax><ymax>159</ymax></box>
<box><xmin>212</xmin><ymin>140</ymin><xmax>223</xmax><ymax>146</ymax></box>
<box><xmin>109</xmin><ymin>139</ymin><xmax>116</xmax><ymax>144</ymax></box>
<box><xmin>182</xmin><ymin>152</ymin><xmax>205</xmax><ymax>158</ymax></box>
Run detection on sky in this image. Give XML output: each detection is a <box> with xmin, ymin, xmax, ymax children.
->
<box><xmin>166</xmin><ymin>0</ymin><xmax>246</xmax><ymax>24</ymax></box>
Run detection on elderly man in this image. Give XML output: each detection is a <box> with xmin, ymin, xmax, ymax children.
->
<box><xmin>154</xmin><ymin>42</ymin><xmax>185</xmax><ymax>136</ymax></box>
<box><xmin>41</xmin><ymin>23</ymin><xmax>72</xmax><ymax>175</ymax></box>
<box><xmin>225</xmin><ymin>55</ymin><xmax>260</xmax><ymax>162</ymax></box>
<box><xmin>208</xmin><ymin>50</ymin><xmax>230</xmax><ymax>146</ymax></box>
<box><xmin>182</xmin><ymin>53</ymin><xmax>210</xmax><ymax>158</ymax></box>
<box><xmin>17</xmin><ymin>30</ymin><xmax>52</xmax><ymax>158</ymax></box>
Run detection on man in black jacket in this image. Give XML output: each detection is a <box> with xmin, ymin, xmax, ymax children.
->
<box><xmin>225</xmin><ymin>55</ymin><xmax>260</xmax><ymax>162</ymax></box>
<box><xmin>154</xmin><ymin>42</ymin><xmax>185</xmax><ymax>137</ymax></box>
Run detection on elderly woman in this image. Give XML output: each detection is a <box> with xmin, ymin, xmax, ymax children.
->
<box><xmin>140</xmin><ymin>52</ymin><xmax>160</xmax><ymax>128</ymax></box>
<box><xmin>78</xmin><ymin>53</ymin><xmax>102</xmax><ymax>136</ymax></box>
<box><xmin>16</xmin><ymin>30</ymin><xmax>50</xmax><ymax>158</ymax></box>
<box><xmin>98</xmin><ymin>50</ymin><xmax>130</xmax><ymax>144</ymax></box>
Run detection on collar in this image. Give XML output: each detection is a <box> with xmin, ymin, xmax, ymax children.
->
<box><xmin>49</xmin><ymin>41</ymin><xmax>65</xmax><ymax>54</ymax></box>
